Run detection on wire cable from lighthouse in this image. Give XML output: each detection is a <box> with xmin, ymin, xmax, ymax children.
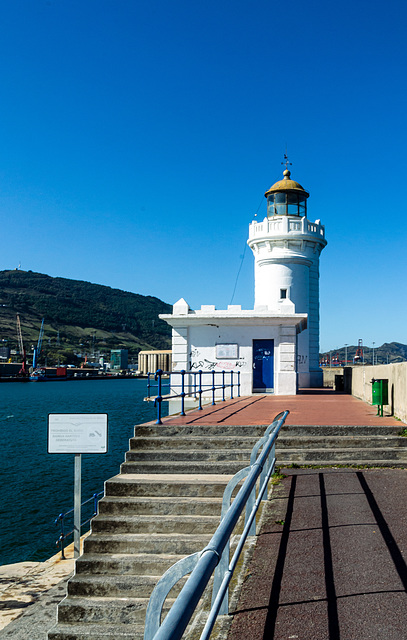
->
<box><xmin>229</xmin><ymin>196</ymin><xmax>264</xmax><ymax>305</ymax></box>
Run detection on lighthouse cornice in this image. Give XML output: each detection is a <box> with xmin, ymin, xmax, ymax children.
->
<box><xmin>248</xmin><ymin>235</ymin><xmax>326</xmax><ymax>261</ymax></box>
<box><xmin>256</xmin><ymin>255</ymin><xmax>313</xmax><ymax>268</ymax></box>
<box><xmin>248</xmin><ymin>234</ymin><xmax>326</xmax><ymax>249</ymax></box>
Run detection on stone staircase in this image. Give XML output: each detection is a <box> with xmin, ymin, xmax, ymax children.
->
<box><xmin>48</xmin><ymin>420</ymin><xmax>407</xmax><ymax>640</ymax></box>
<box><xmin>47</xmin><ymin>423</ymin><xmax>265</xmax><ymax>640</ymax></box>
<box><xmin>48</xmin><ymin>475</ymin><xmax>227</xmax><ymax>640</ymax></box>
<box><xmin>276</xmin><ymin>425</ymin><xmax>407</xmax><ymax>467</ymax></box>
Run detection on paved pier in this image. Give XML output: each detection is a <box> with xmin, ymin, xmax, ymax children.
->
<box><xmin>1</xmin><ymin>390</ymin><xmax>405</xmax><ymax>639</ymax></box>
<box><xmin>163</xmin><ymin>389</ymin><xmax>402</xmax><ymax>427</ymax></box>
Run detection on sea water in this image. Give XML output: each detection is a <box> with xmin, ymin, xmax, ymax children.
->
<box><xmin>0</xmin><ymin>378</ymin><xmax>163</xmax><ymax>565</ymax></box>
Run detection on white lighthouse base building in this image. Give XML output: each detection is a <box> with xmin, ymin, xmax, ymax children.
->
<box><xmin>160</xmin><ymin>298</ymin><xmax>307</xmax><ymax>396</ymax></box>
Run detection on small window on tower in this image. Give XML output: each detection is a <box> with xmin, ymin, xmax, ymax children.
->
<box><xmin>280</xmin><ymin>289</ymin><xmax>287</xmax><ymax>299</ymax></box>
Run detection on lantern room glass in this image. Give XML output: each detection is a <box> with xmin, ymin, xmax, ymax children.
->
<box><xmin>267</xmin><ymin>192</ymin><xmax>307</xmax><ymax>217</ymax></box>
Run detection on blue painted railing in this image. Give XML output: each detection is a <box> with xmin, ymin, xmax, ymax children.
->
<box><xmin>146</xmin><ymin>369</ymin><xmax>241</xmax><ymax>424</ymax></box>
<box><xmin>143</xmin><ymin>410</ymin><xmax>289</xmax><ymax>640</ymax></box>
<box><xmin>54</xmin><ymin>490</ymin><xmax>104</xmax><ymax>559</ymax></box>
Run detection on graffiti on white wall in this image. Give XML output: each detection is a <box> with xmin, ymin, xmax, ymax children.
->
<box><xmin>189</xmin><ymin>348</ymin><xmax>247</xmax><ymax>371</ymax></box>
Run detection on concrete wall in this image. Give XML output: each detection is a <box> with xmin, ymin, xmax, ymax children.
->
<box><xmin>350</xmin><ymin>362</ymin><xmax>407</xmax><ymax>424</ymax></box>
<box><xmin>322</xmin><ymin>367</ymin><xmax>344</xmax><ymax>388</ymax></box>
<box><xmin>170</xmin><ymin>322</ymin><xmax>298</xmax><ymax>396</ymax></box>
<box><xmin>186</xmin><ymin>323</ymin><xmax>297</xmax><ymax>396</ymax></box>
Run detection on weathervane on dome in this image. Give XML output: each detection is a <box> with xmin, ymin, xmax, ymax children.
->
<box><xmin>281</xmin><ymin>151</ymin><xmax>292</xmax><ymax>171</ymax></box>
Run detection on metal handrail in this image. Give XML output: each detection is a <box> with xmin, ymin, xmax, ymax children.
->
<box><xmin>146</xmin><ymin>369</ymin><xmax>241</xmax><ymax>424</ymax></box>
<box><xmin>209</xmin><ymin>409</ymin><xmax>287</xmax><ymax>616</ymax></box>
<box><xmin>54</xmin><ymin>490</ymin><xmax>104</xmax><ymax>559</ymax></box>
<box><xmin>143</xmin><ymin>410</ymin><xmax>289</xmax><ymax>640</ymax></box>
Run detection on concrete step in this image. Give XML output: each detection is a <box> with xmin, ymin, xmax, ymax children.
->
<box><xmin>98</xmin><ymin>496</ymin><xmax>223</xmax><ymax>517</ymax></box>
<box><xmin>75</xmin><ymin>553</ymin><xmax>186</xmax><ymax>576</ymax></box>
<box><xmin>133</xmin><ymin>424</ymin><xmax>404</xmax><ymax>438</ymax></box>
<box><xmin>84</xmin><ymin>533</ymin><xmax>212</xmax><ymax>555</ymax></box>
<box><xmin>129</xmin><ymin>436</ymin><xmax>259</xmax><ymax>450</ymax></box>
<box><xmin>280</xmin><ymin>425</ymin><xmax>403</xmax><ymax>436</ymax></box>
<box><xmin>276</xmin><ymin>435</ymin><xmax>407</xmax><ymax>449</ymax></box>
<box><xmin>124</xmin><ymin>449</ymin><xmax>252</xmax><ymax>462</ymax></box>
<box><xmin>133</xmin><ymin>424</ymin><xmax>268</xmax><ymax>438</ymax></box>
<box><xmin>48</xmin><ymin>622</ymin><xmax>144</xmax><ymax>640</ymax></box>
<box><xmin>91</xmin><ymin>514</ymin><xmax>220</xmax><ymax>535</ymax></box>
<box><xmin>67</xmin><ymin>573</ymin><xmax>187</xmax><ymax>598</ymax></box>
<box><xmin>277</xmin><ymin>447</ymin><xmax>407</xmax><ymax>463</ymax></box>
<box><xmin>120</xmin><ymin>460</ymin><xmax>247</xmax><ymax>475</ymax></box>
<box><xmin>56</xmin><ymin>595</ymin><xmax>170</xmax><ymax>624</ymax></box>
<box><xmin>104</xmin><ymin>474</ymin><xmax>232</xmax><ymax>498</ymax></box>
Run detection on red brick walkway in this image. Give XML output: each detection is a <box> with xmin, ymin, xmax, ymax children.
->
<box><xmin>162</xmin><ymin>390</ymin><xmax>404</xmax><ymax>426</ymax></box>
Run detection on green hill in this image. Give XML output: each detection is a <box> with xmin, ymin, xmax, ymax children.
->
<box><xmin>0</xmin><ymin>270</ymin><xmax>172</xmax><ymax>365</ymax></box>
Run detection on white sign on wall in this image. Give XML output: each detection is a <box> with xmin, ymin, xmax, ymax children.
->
<box><xmin>48</xmin><ymin>413</ymin><xmax>108</xmax><ymax>454</ymax></box>
<box><xmin>216</xmin><ymin>343</ymin><xmax>239</xmax><ymax>359</ymax></box>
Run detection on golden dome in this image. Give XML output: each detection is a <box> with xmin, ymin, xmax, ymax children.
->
<box><xmin>264</xmin><ymin>169</ymin><xmax>309</xmax><ymax>199</ymax></box>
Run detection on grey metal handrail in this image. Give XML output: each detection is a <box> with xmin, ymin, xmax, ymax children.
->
<box><xmin>210</xmin><ymin>409</ymin><xmax>287</xmax><ymax>615</ymax></box>
<box><xmin>143</xmin><ymin>410</ymin><xmax>289</xmax><ymax>640</ymax></box>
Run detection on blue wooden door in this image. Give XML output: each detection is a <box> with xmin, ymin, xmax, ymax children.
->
<box><xmin>252</xmin><ymin>339</ymin><xmax>274</xmax><ymax>392</ymax></box>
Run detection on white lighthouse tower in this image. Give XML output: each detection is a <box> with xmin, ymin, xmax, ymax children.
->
<box><xmin>247</xmin><ymin>166</ymin><xmax>327</xmax><ymax>387</ymax></box>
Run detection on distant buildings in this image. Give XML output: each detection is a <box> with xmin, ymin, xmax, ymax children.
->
<box><xmin>0</xmin><ymin>346</ymin><xmax>10</xmax><ymax>361</ymax></box>
<box><xmin>110</xmin><ymin>349</ymin><xmax>128</xmax><ymax>371</ymax></box>
<box><xmin>137</xmin><ymin>350</ymin><xmax>172</xmax><ymax>375</ymax></box>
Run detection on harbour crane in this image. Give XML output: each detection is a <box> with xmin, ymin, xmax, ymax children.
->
<box><xmin>16</xmin><ymin>314</ymin><xmax>27</xmax><ymax>376</ymax></box>
<box><xmin>354</xmin><ymin>339</ymin><xmax>364</xmax><ymax>364</ymax></box>
<box><xmin>33</xmin><ymin>318</ymin><xmax>45</xmax><ymax>371</ymax></box>
<box><xmin>332</xmin><ymin>352</ymin><xmax>340</xmax><ymax>366</ymax></box>
<box><xmin>32</xmin><ymin>318</ymin><xmax>45</xmax><ymax>370</ymax></box>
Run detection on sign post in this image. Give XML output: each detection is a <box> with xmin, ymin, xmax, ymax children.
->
<box><xmin>48</xmin><ymin>413</ymin><xmax>108</xmax><ymax>558</ymax></box>
<box><xmin>74</xmin><ymin>454</ymin><xmax>82</xmax><ymax>557</ymax></box>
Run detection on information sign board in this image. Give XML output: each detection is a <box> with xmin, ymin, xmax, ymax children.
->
<box><xmin>216</xmin><ymin>343</ymin><xmax>239</xmax><ymax>359</ymax></box>
<box><xmin>48</xmin><ymin>413</ymin><xmax>108</xmax><ymax>454</ymax></box>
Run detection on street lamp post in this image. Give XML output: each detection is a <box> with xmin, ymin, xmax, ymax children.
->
<box><xmin>344</xmin><ymin>344</ymin><xmax>348</xmax><ymax>367</ymax></box>
<box><xmin>372</xmin><ymin>342</ymin><xmax>375</xmax><ymax>366</ymax></box>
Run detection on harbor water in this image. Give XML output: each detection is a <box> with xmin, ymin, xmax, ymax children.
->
<box><xmin>0</xmin><ymin>378</ymin><xmax>163</xmax><ymax>566</ymax></box>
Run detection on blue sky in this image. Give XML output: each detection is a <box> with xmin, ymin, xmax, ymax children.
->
<box><xmin>0</xmin><ymin>0</ymin><xmax>406</xmax><ymax>352</ymax></box>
